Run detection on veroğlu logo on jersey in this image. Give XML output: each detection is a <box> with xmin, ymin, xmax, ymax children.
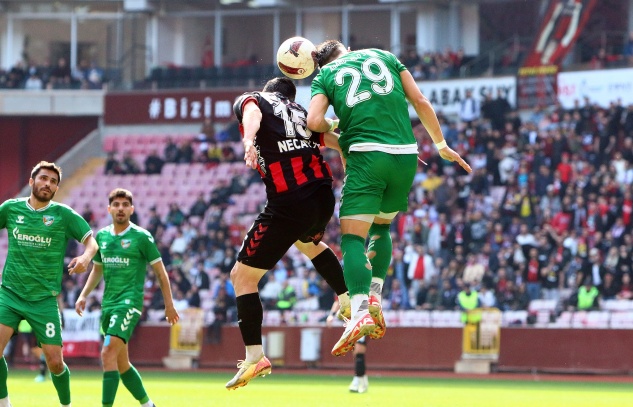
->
<box><xmin>42</xmin><ymin>215</ymin><xmax>55</xmax><ymax>226</ymax></box>
<box><xmin>12</xmin><ymin>227</ymin><xmax>52</xmax><ymax>246</ymax></box>
<box><xmin>102</xmin><ymin>256</ymin><xmax>130</xmax><ymax>266</ymax></box>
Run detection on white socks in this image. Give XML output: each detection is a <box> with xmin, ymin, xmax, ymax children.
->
<box><xmin>245</xmin><ymin>345</ymin><xmax>264</xmax><ymax>363</ymax></box>
<box><xmin>351</xmin><ymin>294</ymin><xmax>369</xmax><ymax>319</ymax></box>
<box><xmin>371</xmin><ymin>278</ymin><xmax>384</xmax><ymax>302</ymax></box>
<box><xmin>141</xmin><ymin>401</ymin><xmax>154</xmax><ymax>407</ymax></box>
<box><xmin>0</xmin><ymin>396</ymin><xmax>10</xmax><ymax>407</ymax></box>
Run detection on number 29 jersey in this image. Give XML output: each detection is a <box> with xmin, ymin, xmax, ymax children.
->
<box><xmin>311</xmin><ymin>48</ymin><xmax>418</xmax><ymax>156</ymax></box>
<box><xmin>233</xmin><ymin>91</ymin><xmax>333</xmax><ymax>204</ymax></box>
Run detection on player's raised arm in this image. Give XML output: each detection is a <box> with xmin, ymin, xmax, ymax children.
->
<box><xmin>68</xmin><ymin>234</ymin><xmax>99</xmax><ymax>275</ymax></box>
<box><xmin>75</xmin><ymin>263</ymin><xmax>104</xmax><ymax>317</ymax></box>
<box><xmin>307</xmin><ymin>94</ymin><xmax>331</xmax><ymax>133</ymax></box>
<box><xmin>151</xmin><ymin>260</ymin><xmax>179</xmax><ymax>325</ymax></box>
<box><xmin>400</xmin><ymin>69</ymin><xmax>472</xmax><ymax>174</ymax></box>
<box><xmin>241</xmin><ymin>100</ymin><xmax>263</xmax><ymax>169</ymax></box>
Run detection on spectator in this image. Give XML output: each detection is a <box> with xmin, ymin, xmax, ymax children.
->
<box><xmin>616</xmin><ymin>273</ymin><xmax>633</xmax><ymax>300</ymax></box>
<box><xmin>574</xmin><ymin>279</ymin><xmax>600</xmax><ymax>311</ymax></box>
<box><xmin>386</xmin><ymin>279</ymin><xmax>409</xmax><ymax>310</ymax></box>
<box><xmin>438</xmin><ymin>279</ymin><xmax>457</xmax><ymax>310</ymax></box>
<box><xmin>104</xmin><ymin>151</ymin><xmax>124</xmax><ymax>175</ymax></box>
<box><xmin>50</xmin><ymin>57</ymin><xmax>71</xmax><ymax>87</ymax></box>
<box><xmin>418</xmin><ymin>283</ymin><xmax>439</xmax><ymax>310</ymax></box>
<box><xmin>178</xmin><ymin>140</ymin><xmax>195</xmax><ymax>163</ymax></box>
<box><xmin>144</xmin><ymin>149</ymin><xmax>164</xmax><ymax>174</ymax></box>
<box><xmin>166</xmin><ymin>203</ymin><xmax>186</xmax><ymax>227</ymax></box>
<box><xmin>121</xmin><ymin>151</ymin><xmax>141</xmax><ymax>174</ymax></box>
<box><xmin>24</xmin><ymin>73</ymin><xmax>43</xmax><ymax>90</ymax></box>
<box><xmin>207</xmin><ymin>285</ymin><xmax>236</xmax><ymax>343</ymax></box>
<box><xmin>459</xmin><ymin>89</ymin><xmax>480</xmax><ymax>129</ymax></box>
<box><xmin>188</xmin><ymin>193</ymin><xmax>209</xmax><ymax>218</ymax></box>
<box><xmin>478</xmin><ymin>285</ymin><xmax>496</xmax><ymax>308</ymax></box>
<box><xmin>260</xmin><ymin>273</ymin><xmax>282</xmax><ymax>309</ymax></box>
<box><xmin>598</xmin><ymin>272</ymin><xmax>619</xmax><ymax>301</ymax></box>
<box><xmin>276</xmin><ymin>280</ymin><xmax>297</xmax><ymax>311</ymax></box>
<box><xmin>164</xmin><ymin>137</ymin><xmax>180</xmax><ymax>163</ymax></box>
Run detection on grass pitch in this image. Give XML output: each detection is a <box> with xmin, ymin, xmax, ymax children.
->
<box><xmin>5</xmin><ymin>368</ymin><xmax>631</xmax><ymax>407</ymax></box>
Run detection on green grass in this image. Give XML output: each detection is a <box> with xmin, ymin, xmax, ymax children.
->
<box><xmin>5</xmin><ymin>368</ymin><xmax>632</xmax><ymax>407</ymax></box>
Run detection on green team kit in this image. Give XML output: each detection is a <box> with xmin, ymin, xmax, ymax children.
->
<box><xmin>0</xmin><ymin>198</ymin><xmax>92</xmax><ymax>345</ymax></box>
<box><xmin>93</xmin><ymin>223</ymin><xmax>161</xmax><ymax>342</ymax></box>
<box><xmin>311</xmin><ymin>48</ymin><xmax>418</xmax><ymax>216</ymax></box>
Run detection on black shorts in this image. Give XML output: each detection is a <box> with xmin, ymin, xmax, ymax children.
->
<box><xmin>237</xmin><ymin>185</ymin><xmax>335</xmax><ymax>270</ymax></box>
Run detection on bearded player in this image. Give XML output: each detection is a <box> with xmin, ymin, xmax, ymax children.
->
<box><xmin>0</xmin><ymin>161</ymin><xmax>98</xmax><ymax>407</ymax></box>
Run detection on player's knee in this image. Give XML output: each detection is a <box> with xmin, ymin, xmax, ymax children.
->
<box><xmin>45</xmin><ymin>356</ymin><xmax>64</xmax><ymax>374</ymax></box>
<box><xmin>101</xmin><ymin>345</ymin><xmax>118</xmax><ymax>364</ymax></box>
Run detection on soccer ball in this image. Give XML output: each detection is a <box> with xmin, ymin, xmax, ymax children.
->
<box><xmin>276</xmin><ymin>36</ymin><xmax>317</xmax><ymax>80</ymax></box>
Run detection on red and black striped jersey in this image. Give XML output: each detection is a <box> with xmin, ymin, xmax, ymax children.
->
<box><xmin>233</xmin><ymin>91</ymin><xmax>333</xmax><ymax>204</ymax></box>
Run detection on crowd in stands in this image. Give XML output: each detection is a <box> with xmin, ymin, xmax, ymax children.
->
<box><xmin>52</xmin><ymin>90</ymin><xmax>633</xmax><ymax>332</ymax></box>
<box><xmin>399</xmin><ymin>48</ymin><xmax>469</xmax><ymax>80</ymax></box>
<box><xmin>0</xmin><ymin>57</ymin><xmax>106</xmax><ymax>90</ymax></box>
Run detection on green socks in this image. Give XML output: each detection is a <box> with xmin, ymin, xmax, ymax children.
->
<box><xmin>51</xmin><ymin>364</ymin><xmax>71</xmax><ymax>405</ymax></box>
<box><xmin>121</xmin><ymin>365</ymin><xmax>149</xmax><ymax>404</ymax></box>
<box><xmin>367</xmin><ymin>223</ymin><xmax>392</xmax><ymax>281</ymax></box>
<box><xmin>341</xmin><ymin>234</ymin><xmax>371</xmax><ymax>296</ymax></box>
<box><xmin>0</xmin><ymin>357</ymin><xmax>8</xmax><ymax>399</ymax></box>
<box><xmin>102</xmin><ymin>370</ymin><xmax>120</xmax><ymax>406</ymax></box>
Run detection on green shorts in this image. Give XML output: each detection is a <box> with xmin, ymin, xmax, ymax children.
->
<box><xmin>101</xmin><ymin>305</ymin><xmax>143</xmax><ymax>343</ymax></box>
<box><xmin>340</xmin><ymin>151</ymin><xmax>418</xmax><ymax>218</ymax></box>
<box><xmin>0</xmin><ymin>287</ymin><xmax>63</xmax><ymax>346</ymax></box>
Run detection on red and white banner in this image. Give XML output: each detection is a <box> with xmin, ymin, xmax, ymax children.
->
<box><xmin>523</xmin><ymin>0</ymin><xmax>597</xmax><ymax>67</ymax></box>
<box><xmin>62</xmin><ymin>310</ymin><xmax>102</xmax><ymax>358</ymax></box>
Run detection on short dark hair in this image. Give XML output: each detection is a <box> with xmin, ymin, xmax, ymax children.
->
<box><xmin>108</xmin><ymin>188</ymin><xmax>134</xmax><ymax>205</ymax></box>
<box><xmin>31</xmin><ymin>161</ymin><xmax>62</xmax><ymax>184</ymax></box>
<box><xmin>315</xmin><ymin>40</ymin><xmax>345</xmax><ymax>68</ymax></box>
<box><xmin>262</xmin><ymin>77</ymin><xmax>296</xmax><ymax>101</ymax></box>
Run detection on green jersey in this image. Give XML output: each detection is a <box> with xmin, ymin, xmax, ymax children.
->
<box><xmin>93</xmin><ymin>223</ymin><xmax>161</xmax><ymax>309</ymax></box>
<box><xmin>311</xmin><ymin>48</ymin><xmax>418</xmax><ymax>156</ymax></box>
<box><xmin>0</xmin><ymin>198</ymin><xmax>92</xmax><ymax>301</ymax></box>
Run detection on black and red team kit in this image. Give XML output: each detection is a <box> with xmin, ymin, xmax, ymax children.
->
<box><xmin>233</xmin><ymin>91</ymin><xmax>335</xmax><ymax>270</ymax></box>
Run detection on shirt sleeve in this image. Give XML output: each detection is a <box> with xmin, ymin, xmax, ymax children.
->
<box><xmin>0</xmin><ymin>201</ymin><xmax>7</xmax><ymax>230</ymax></box>
<box><xmin>140</xmin><ymin>230</ymin><xmax>162</xmax><ymax>265</ymax></box>
<box><xmin>310</xmin><ymin>73</ymin><xmax>328</xmax><ymax>99</ymax></box>
<box><xmin>93</xmin><ymin>232</ymin><xmax>103</xmax><ymax>264</ymax></box>
<box><xmin>233</xmin><ymin>92</ymin><xmax>259</xmax><ymax>123</ymax></box>
<box><xmin>383</xmin><ymin>50</ymin><xmax>407</xmax><ymax>73</ymax></box>
<box><xmin>65</xmin><ymin>206</ymin><xmax>93</xmax><ymax>244</ymax></box>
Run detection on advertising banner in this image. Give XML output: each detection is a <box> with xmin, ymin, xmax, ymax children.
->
<box><xmin>557</xmin><ymin>68</ymin><xmax>633</xmax><ymax>108</ymax></box>
<box><xmin>62</xmin><ymin>310</ymin><xmax>102</xmax><ymax>358</ymax></box>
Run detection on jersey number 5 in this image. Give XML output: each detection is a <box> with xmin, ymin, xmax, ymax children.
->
<box><xmin>335</xmin><ymin>57</ymin><xmax>394</xmax><ymax>108</ymax></box>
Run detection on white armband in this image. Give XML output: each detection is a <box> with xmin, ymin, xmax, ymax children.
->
<box><xmin>435</xmin><ymin>140</ymin><xmax>447</xmax><ymax>150</ymax></box>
